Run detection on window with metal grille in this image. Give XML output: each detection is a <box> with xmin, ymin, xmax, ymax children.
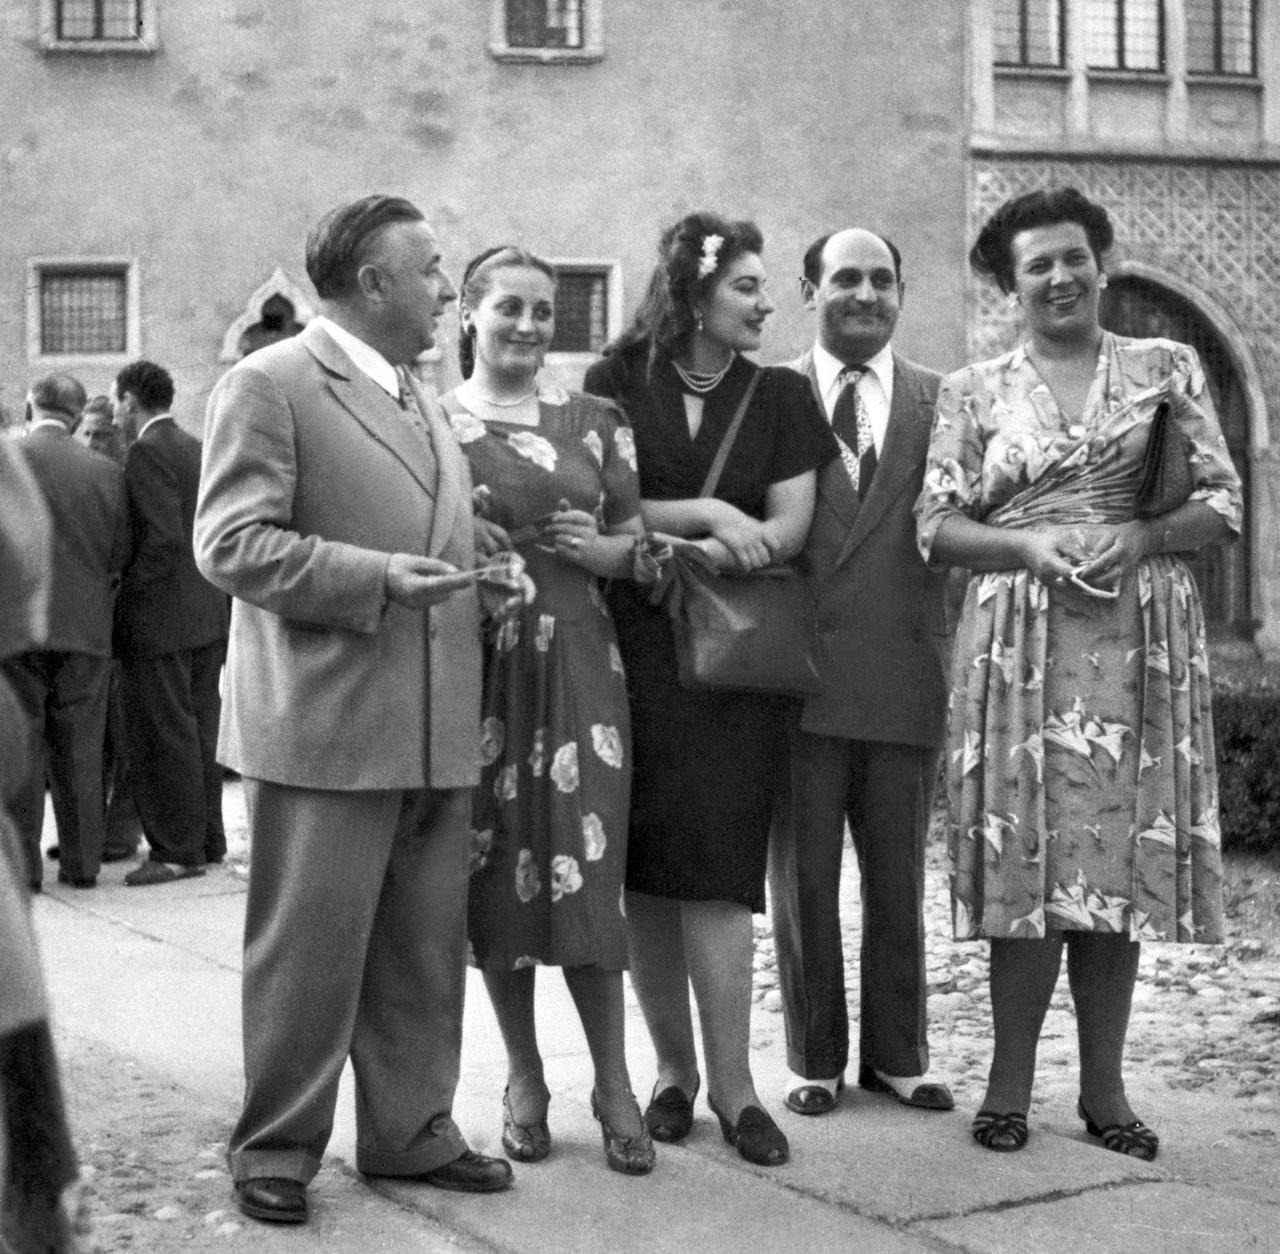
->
<box><xmin>39</xmin><ymin>269</ymin><xmax>128</xmax><ymax>354</ymax></box>
<box><xmin>551</xmin><ymin>269</ymin><xmax>608</xmax><ymax>353</ymax></box>
<box><xmin>1186</xmin><ymin>0</ymin><xmax>1255</xmax><ymax>75</ymax></box>
<box><xmin>1084</xmin><ymin>0</ymin><xmax>1164</xmax><ymax>70</ymax></box>
<box><xmin>994</xmin><ymin>0</ymin><xmax>1066</xmax><ymax>67</ymax></box>
<box><xmin>506</xmin><ymin>0</ymin><xmax>583</xmax><ymax>49</ymax></box>
<box><xmin>55</xmin><ymin>0</ymin><xmax>139</xmax><ymax>40</ymax></box>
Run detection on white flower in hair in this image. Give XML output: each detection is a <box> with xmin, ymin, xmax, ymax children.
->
<box><xmin>698</xmin><ymin>234</ymin><xmax>725</xmax><ymax>278</ymax></box>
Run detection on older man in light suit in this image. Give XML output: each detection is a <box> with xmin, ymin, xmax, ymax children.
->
<box><xmin>196</xmin><ymin>195</ymin><xmax>516</xmax><ymax>1225</ymax></box>
<box><xmin>768</xmin><ymin>229</ymin><xmax>954</xmax><ymax>1118</ymax></box>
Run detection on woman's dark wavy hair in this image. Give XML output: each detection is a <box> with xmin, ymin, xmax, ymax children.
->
<box><xmin>456</xmin><ymin>245</ymin><xmax>557</xmax><ymax>379</ymax></box>
<box><xmin>604</xmin><ymin>211</ymin><xmax>764</xmax><ymax>361</ymax></box>
<box><xmin>969</xmin><ymin>186</ymin><xmax>1114</xmax><ymax>294</ymax></box>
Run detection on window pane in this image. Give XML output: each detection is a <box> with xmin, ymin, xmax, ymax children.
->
<box><xmin>1084</xmin><ymin>0</ymin><xmax>1121</xmax><ymax>67</ymax></box>
<box><xmin>506</xmin><ymin>0</ymin><xmax>582</xmax><ymax>49</ymax></box>
<box><xmin>57</xmin><ymin>0</ymin><xmax>138</xmax><ymax>40</ymax></box>
<box><xmin>552</xmin><ymin>272</ymin><xmax>607</xmax><ymax>353</ymax></box>
<box><xmin>994</xmin><ymin>0</ymin><xmax>1063</xmax><ymax>66</ymax></box>
<box><xmin>1026</xmin><ymin>0</ymin><xmax>1063</xmax><ymax>65</ymax></box>
<box><xmin>1189</xmin><ymin>0</ymin><xmax>1256</xmax><ymax>74</ymax></box>
<box><xmin>1123</xmin><ymin>0</ymin><xmax>1162</xmax><ymax>69</ymax></box>
<box><xmin>1085</xmin><ymin>0</ymin><xmax>1162</xmax><ymax>70</ymax></box>
<box><xmin>41</xmin><ymin>271</ymin><xmax>127</xmax><ymax>354</ymax></box>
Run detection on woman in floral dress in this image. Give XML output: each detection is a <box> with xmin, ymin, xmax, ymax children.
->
<box><xmin>916</xmin><ymin>188</ymin><xmax>1241</xmax><ymax>1158</ymax></box>
<box><xmin>441</xmin><ymin>247</ymin><xmax>654</xmax><ymax>1175</ymax></box>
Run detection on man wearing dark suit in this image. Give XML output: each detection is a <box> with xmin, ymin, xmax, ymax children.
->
<box><xmin>113</xmin><ymin>361</ymin><xmax>230</xmax><ymax>887</ymax></box>
<box><xmin>195</xmin><ymin>195</ymin><xmax>518</xmax><ymax>1225</ymax></box>
<box><xmin>768</xmin><ymin>229</ymin><xmax>954</xmax><ymax>1117</ymax></box>
<box><xmin>0</xmin><ymin>374</ymin><xmax>130</xmax><ymax>890</ymax></box>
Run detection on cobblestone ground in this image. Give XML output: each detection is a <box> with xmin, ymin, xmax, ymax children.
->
<box><xmin>750</xmin><ymin>835</ymin><xmax>1280</xmax><ymax>1119</ymax></box>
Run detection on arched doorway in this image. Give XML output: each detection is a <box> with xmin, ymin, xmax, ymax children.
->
<box><xmin>1100</xmin><ymin>275</ymin><xmax>1253</xmax><ymax>640</ymax></box>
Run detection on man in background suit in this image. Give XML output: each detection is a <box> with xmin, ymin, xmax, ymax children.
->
<box><xmin>0</xmin><ymin>374</ymin><xmax>129</xmax><ymax>890</ymax></box>
<box><xmin>768</xmin><ymin>229</ymin><xmax>954</xmax><ymax>1117</ymax></box>
<box><xmin>113</xmin><ymin>361</ymin><xmax>230</xmax><ymax>886</ymax></box>
<box><xmin>196</xmin><ymin>195</ymin><xmax>518</xmax><ymax>1225</ymax></box>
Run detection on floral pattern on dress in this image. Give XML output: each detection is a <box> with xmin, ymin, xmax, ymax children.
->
<box><xmin>916</xmin><ymin>335</ymin><xmax>1242</xmax><ymax>944</ymax></box>
<box><xmin>442</xmin><ymin>388</ymin><xmax>641</xmax><ymax>971</ymax></box>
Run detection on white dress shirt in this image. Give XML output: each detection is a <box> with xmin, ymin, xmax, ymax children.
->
<box><xmin>811</xmin><ymin>340</ymin><xmax>895</xmax><ymax>456</ymax></box>
<box><xmin>313</xmin><ymin>315</ymin><xmax>400</xmax><ymax>399</ymax></box>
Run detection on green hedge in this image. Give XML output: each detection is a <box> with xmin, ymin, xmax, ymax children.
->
<box><xmin>1213</xmin><ymin>680</ymin><xmax>1280</xmax><ymax>856</ymax></box>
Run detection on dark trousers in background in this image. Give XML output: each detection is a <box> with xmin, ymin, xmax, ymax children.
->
<box><xmin>102</xmin><ymin>661</ymin><xmax>142</xmax><ymax>856</ymax></box>
<box><xmin>768</xmin><ymin>730</ymin><xmax>940</xmax><ymax>1083</ymax></box>
<box><xmin>121</xmin><ymin>639</ymin><xmax>226</xmax><ymax>867</ymax></box>
<box><xmin>0</xmin><ymin>650</ymin><xmax>111</xmax><ymax>885</ymax></box>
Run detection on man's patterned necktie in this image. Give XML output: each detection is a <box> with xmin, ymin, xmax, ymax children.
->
<box><xmin>830</xmin><ymin>366</ymin><xmax>877</xmax><ymax>496</ymax></box>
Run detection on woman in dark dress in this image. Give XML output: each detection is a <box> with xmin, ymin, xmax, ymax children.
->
<box><xmin>584</xmin><ymin>212</ymin><xmax>837</xmax><ymax>1166</ymax></box>
<box><xmin>442</xmin><ymin>247</ymin><xmax>654</xmax><ymax>1175</ymax></box>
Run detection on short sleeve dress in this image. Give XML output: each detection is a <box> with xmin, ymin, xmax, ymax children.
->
<box><xmin>915</xmin><ymin>333</ymin><xmax>1243</xmax><ymax>944</ymax></box>
<box><xmin>440</xmin><ymin>386</ymin><xmax>641</xmax><ymax>972</ymax></box>
<box><xmin>583</xmin><ymin>346</ymin><xmax>839</xmax><ymax>911</ymax></box>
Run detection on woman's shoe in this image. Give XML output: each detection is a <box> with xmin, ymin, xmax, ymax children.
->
<box><xmin>706</xmin><ymin>1097</ymin><xmax>789</xmax><ymax>1166</ymax></box>
<box><xmin>591</xmin><ymin>1091</ymin><xmax>655</xmax><ymax>1175</ymax></box>
<box><xmin>500</xmin><ymin>1087</ymin><xmax>551</xmax><ymax>1163</ymax></box>
<box><xmin>643</xmin><ymin>1077</ymin><xmax>700</xmax><ymax>1143</ymax></box>
<box><xmin>1077</xmin><ymin>1098</ymin><xmax>1158</xmax><ymax>1161</ymax></box>
<box><xmin>971</xmin><ymin>1110</ymin><xmax>1029</xmax><ymax>1152</ymax></box>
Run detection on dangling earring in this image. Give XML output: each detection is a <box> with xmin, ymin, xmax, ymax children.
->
<box><xmin>1098</xmin><ymin>274</ymin><xmax>1109</xmax><ymax>290</ymax></box>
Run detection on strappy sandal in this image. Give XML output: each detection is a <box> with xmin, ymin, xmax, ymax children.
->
<box><xmin>500</xmin><ymin>1085</ymin><xmax>551</xmax><ymax>1162</ymax></box>
<box><xmin>1077</xmin><ymin>1098</ymin><xmax>1159</xmax><ymax>1161</ymax></box>
<box><xmin>971</xmin><ymin>1110</ymin><xmax>1028</xmax><ymax>1152</ymax></box>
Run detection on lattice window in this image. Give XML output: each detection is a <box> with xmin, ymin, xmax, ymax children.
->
<box><xmin>39</xmin><ymin>268</ymin><xmax>128</xmax><ymax>355</ymax></box>
<box><xmin>551</xmin><ymin>268</ymin><xmax>609</xmax><ymax>353</ymax></box>
<box><xmin>1186</xmin><ymin>0</ymin><xmax>1256</xmax><ymax>75</ymax></box>
<box><xmin>506</xmin><ymin>0</ymin><xmax>583</xmax><ymax>49</ymax></box>
<box><xmin>994</xmin><ymin>0</ymin><xmax>1066</xmax><ymax>67</ymax></box>
<box><xmin>1084</xmin><ymin>0</ymin><xmax>1164</xmax><ymax>71</ymax></box>
<box><xmin>55</xmin><ymin>0</ymin><xmax>139</xmax><ymax>40</ymax></box>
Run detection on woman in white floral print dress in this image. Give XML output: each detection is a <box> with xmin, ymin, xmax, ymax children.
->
<box><xmin>440</xmin><ymin>246</ymin><xmax>654</xmax><ymax>1176</ymax></box>
<box><xmin>916</xmin><ymin>188</ymin><xmax>1242</xmax><ymax>1160</ymax></box>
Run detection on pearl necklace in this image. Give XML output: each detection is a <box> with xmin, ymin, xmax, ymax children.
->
<box><xmin>673</xmin><ymin>357</ymin><xmax>732</xmax><ymax>395</ymax></box>
<box><xmin>473</xmin><ymin>389</ymin><xmax>538</xmax><ymax>407</ymax></box>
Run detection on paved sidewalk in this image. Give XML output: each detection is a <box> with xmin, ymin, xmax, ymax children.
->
<box><xmin>29</xmin><ymin>780</ymin><xmax>1280</xmax><ymax>1253</ymax></box>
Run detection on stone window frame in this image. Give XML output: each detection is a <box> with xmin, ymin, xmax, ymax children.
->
<box><xmin>27</xmin><ymin>257</ymin><xmax>140</xmax><ymax>367</ymax></box>
<box><xmin>489</xmin><ymin>0</ymin><xmax>604</xmax><ymax>65</ymax></box>
<box><xmin>993</xmin><ymin>0</ymin><xmax>1069</xmax><ymax>69</ymax></box>
<box><xmin>545</xmin><ymin>259</ymin><xmax>621</xmax><ymax>368</ymax></box>
<box><xmin>40</xmin><ymin>0</ymin><xmax>159</xmax><ymax>56</ymax></box>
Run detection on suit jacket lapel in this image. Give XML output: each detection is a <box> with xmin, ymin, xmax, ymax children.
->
<box><xmin>792</xmin><ymin>349</ymin><xmax>859</xmax><ymax>529</ymax></box>
<box><xmin>835</xmin><ymin>354</ymin><xmax>933</xmax><ymax>566</ymax></box>
<box><xmin>303</xmin><ymin>324</ymin><xmax>438</xmax><ymax>500</ymax></box>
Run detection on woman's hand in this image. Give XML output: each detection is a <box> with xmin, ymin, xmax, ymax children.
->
<box><xmin>473</xmin><ymin>516</ymin><xmax>512</xmax><ymax>559</ymax></box>
<box><xmin>705</xmin><ymin>500</ymin><xmax>775</xmax><ymax>571</ymax></box>
<box><xmin>543</xmin><ymin>502</ymin><xmax>601</xmax><ymax>566</ymax></box>
<box><xmin>1017</xmin><ymin>528</ymin><xmax>1084</xmax><ymax>587</ymax></box>
<box><xmin>1073</xmin><ymin>521</ymin><xmax>1156</xmax><ymax>590</ymax></box>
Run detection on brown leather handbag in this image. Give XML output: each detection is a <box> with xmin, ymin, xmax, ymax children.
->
<box><xmin>665</xmin><ymin>370</ymin><xmax>822</xmax><ymax>696</ymax></box>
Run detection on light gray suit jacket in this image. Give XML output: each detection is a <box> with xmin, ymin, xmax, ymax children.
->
<box><xmin>195</xmin><ymin>321</ymin><xmax>482</xmax><ymax>791</ymax></box>
<box><xmin>784</xmin><ymin>348</ymin><xmax>949</xmax><ymax>748</ymax></box>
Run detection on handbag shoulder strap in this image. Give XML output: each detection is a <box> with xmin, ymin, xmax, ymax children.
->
<box><xmin>698</xmin><ymin>367</ymin><xmax>761</xmax><ymax>498</ymax></box>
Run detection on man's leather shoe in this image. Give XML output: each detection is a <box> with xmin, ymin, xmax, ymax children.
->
<box><xmin>56</xmin><ymin>870</ymin><xmax>96</xmax><ymax>889</ymax></box>
<box><xmin>399</xmin><ymin>1150</ymin><xmax>513</xmax><ymax>1193</ymax></box>
<box><xmin>124</xmin><ymin>859</ymin><xmax>206</xmax><ymax>887</ymax></box>
<box><xmin>234</xmin><ymin>1177</ymin><xmax>307</xmax><ymax>1224</ymax></box>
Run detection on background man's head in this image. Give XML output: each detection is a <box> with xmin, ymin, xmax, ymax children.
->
<box><xmin>801</xmin><ymin>229</ymin><xmax>904</xmax><ymax>366</ymax></box>
<box><xmin>75</xmin><ymin>394</ymin><xmax>126</xmax><ymax>461</ymax></box>
<box><xmin>112</xmin><ymin>360</ymin><xmax>175</xmax><ymax>441</ymax></box>
<box><xmin>26</xmin><ymin>373</ymin><xmax>87</xmax><ymax>429</ymax></box>
<box><xmin>305</xmin><ymin>194</ymin><xmax>456</xmax><ymax>366</ymax></box>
